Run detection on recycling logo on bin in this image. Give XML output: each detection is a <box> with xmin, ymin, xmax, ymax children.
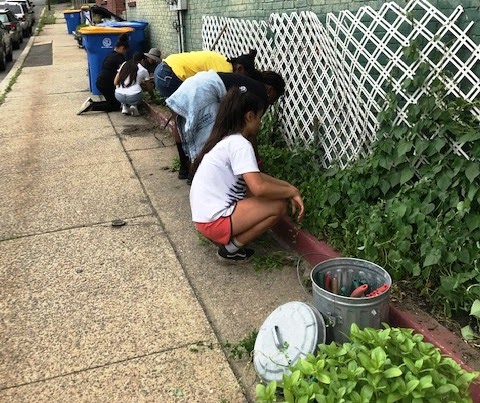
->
<box><xmin>102</xmin><ymin>38</ymin><xmax>112</xmax><ymax>49</ymax></box>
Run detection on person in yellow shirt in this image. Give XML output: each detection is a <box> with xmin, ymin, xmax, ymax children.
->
<box><xmin>154</xmin><ymin>49</ymin><xmax>258</xmax><ymax>98</ymax></box>
<box><xmin>154</xmin><ymin>49</ymin><xmax>258</xmax><ymax>179</ymax></box>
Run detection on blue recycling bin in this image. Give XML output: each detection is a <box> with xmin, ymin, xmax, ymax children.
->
<box><xmin>79</xmin><ymin>26</ymin><xmax>134</xmax><ymax>95</ymax></box>
<box><xmin>63</xmin><ymin>10</ymin><xmax>81</xmax><ymax>34</ymax></box>
<box><xmin>97</xmin><ymin>21</ymin><xmax>148</xmax><ymax>59</ymax></box>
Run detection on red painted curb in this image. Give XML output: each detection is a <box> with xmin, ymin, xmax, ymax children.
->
<box><xmin>145</xmin><ymin>102</ymin><xmax>480</xmax><ymax>401</ymax></box>
<box><xmin>143</xmin><ymin>101</ymin><xmax>176</xmax><ymax>132</ymax></box>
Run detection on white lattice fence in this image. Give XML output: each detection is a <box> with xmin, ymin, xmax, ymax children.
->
<box><xmin>202</xmin><ymin>0</ymin><xmax>480</xmax><ymax>168</ymax></box>
<box><xmin>202</xmin><ymin>16</ymin><xmax>273</xmax><ymax>69</ymax></box>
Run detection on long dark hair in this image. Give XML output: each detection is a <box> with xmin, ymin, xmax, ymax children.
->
<box><xmin>193</xmin><ymin>86</ymin><xmax>266</xmax><ymax>172</ymax></box>
<box><xmin>117</xmin><ymin>60</ymin><xmax>138</xmax><ymax>88</ymax></box>
<box><xmin>115</xmin><ymin>33</ymin><xmax>130</xmax><ymax>50</ymax></box>
<box><xmin>260</xmin><ymin>70</ymin><xmax>286</xmax><ymax>98</ymax></box>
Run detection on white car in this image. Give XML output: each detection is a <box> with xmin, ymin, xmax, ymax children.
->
<box><xmin>0</xmin><ymin>1</ymin><xmax>32</xmax><ymax>37</ymax></box>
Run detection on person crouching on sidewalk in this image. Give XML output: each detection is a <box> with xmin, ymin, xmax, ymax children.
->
<box><xmin>114</xmin><ymin>51</ymin><xmax>152</xmax><ymax>116</ymax></box>
<box><xmin>77</xmin><ymin>33</ymin><xmax>130</xmax><ymax>115</ymax></box>
<box><xmin>189</xmin><ymin>86</ymin><xmax>304</xmax><ymax>264</ymax></box>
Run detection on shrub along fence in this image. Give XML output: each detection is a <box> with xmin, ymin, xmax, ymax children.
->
<box><xmin>203</xmin><ymin>0</ymin><xmax>479</xmax><ymax>168</ymax></box>
<box><xmin>202</xmin><ymin>0</ymin><xmax>480</xmax><ymax>337</ymax></box>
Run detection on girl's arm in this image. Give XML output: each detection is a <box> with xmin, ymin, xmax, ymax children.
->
<box><xmin>243</xmin><ymin>171</ymin><xmax>304</xmax><ymax>221</ymax></box>
<box><xmin>259</xmin><ymin>172</ymin><xmax>293</xmax><ymax>188</ymax></box>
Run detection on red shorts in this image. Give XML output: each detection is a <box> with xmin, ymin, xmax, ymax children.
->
<box><xmin>195</xmin><ymin>216</ymin><xmax>232</xmax><ymax>245</ymax></box>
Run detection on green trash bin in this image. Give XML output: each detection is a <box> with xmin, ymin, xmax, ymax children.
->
<box><xmin>79</xmin><ymin>26</ymin><xmax>134</xmax><ymax>95</ymax></box>
<box><xmin>63</xmin><ymin>10</ymin><xmax>81</xmax><ymax>34</ymax></box>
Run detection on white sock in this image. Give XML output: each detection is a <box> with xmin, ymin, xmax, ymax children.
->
<box><xmin>224</xmin><ymin>237</ymin><xmax>243</xmax><ymax>253</ymax></box>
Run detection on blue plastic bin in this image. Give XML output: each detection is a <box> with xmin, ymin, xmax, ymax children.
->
<box><xmin>79</xmin><ymin>26</ymin><xmax>134</xmax><ymax>95</ymax></box>
<box><xmin>98</xmin><ymin>21</ymin><xmax>148</xmax><ymax>59</ymax></box>
<box><xmin>64</xmin><ymin>10</ymin><xmax>81</xmax><ymax>34</ymax></box>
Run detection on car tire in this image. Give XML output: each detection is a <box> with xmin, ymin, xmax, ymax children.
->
<box><xmin>23</xmin><ymin>28</ymin><xmax>29</xmax><ymax>38</ymax></box>
<box><xmin>0</xmin><ymin>50</ymin><xmax>6</xmax><ymax>72</ymax></box>
<box><xmin>19</xmin><ymin>34</ymin><xmax>23</xmax><ymax>44</ymax></box>
<box><xmin>13</xmin><ymin>39</ymin><xmax>20</xmax><ymax>50</ymax></box>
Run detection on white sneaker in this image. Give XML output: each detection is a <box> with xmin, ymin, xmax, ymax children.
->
<box><xmin>121</xmin><ymin>104</ymin><xmax>129</xmax><ymax>115</ymax></box>
<box><xmin>130</xmin><ymin>105</ymin><xmax>139</xmax><ymax>116</ymax></box>
<box><xmin>77</xmin><ymin>98</ymin><xmax>93</xmax><ymax>115</ymax></box>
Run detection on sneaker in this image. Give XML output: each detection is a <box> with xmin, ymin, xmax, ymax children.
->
<box><xmin>77</xmin><ymin>98</ymin><xmax>93</xmax><ymax>115</ymax></box>
<box><xmin>130</xmin><ymin>105</ymin><xmax>139</xmax><ymax>116</ymax></box>
<box><xmin>217</xmin><ymin>246</ymin><xmax>255</xmax><ymax>264</ymax></box>
<box><xmin>121</xmin><ymin>104</ymin><xmax>129</xmax><ymax>115</ymax></box>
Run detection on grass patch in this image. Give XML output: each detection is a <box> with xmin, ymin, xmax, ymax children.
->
<box><xmin>0</xmin><ymin>68</ymin><xmax>22</xmax><ymax>106</ymax></box>
<box><xmin>252</xmin><ymin>250</ymin><xmax>295</xmax><ymax>272</ymax></box>
<box><xmin>37</xmin><ymin>11</ymin><xmax>56</xmax><ymax>34</ymax></box>
<box><xmin>170</xmin><ymin>156</ymin><xmax>180</xmax><ymax>173</ymax></box>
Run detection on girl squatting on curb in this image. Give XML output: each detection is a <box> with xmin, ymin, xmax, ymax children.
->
<box><xmin>189</xmin><ymin>86</ymin><xmax>305</xmax><ymax>263</ymax></box>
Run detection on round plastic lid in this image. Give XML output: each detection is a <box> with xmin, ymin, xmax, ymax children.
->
<box><xmin>253</xmin><ymin>301</ymin><xmax>326</xmax><ymax>383</ymax></box>
<box><xmin>78</xmin><ymin>26</ymin><xmax>134</xmax><ymax>35</ymax></box>
<box><xmin>98</xmin><ymin>21</ymin><xmax>148</xmax><ymax>28</ymax></box>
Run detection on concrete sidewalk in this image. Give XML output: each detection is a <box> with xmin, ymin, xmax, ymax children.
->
<box><xmin>0</xmin><ymin>8</ymin><xmax>310</xmax><ymax>403</ymax></box>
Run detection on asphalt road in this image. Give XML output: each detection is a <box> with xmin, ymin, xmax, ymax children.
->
<box><xmin>0</xmin><ymin>0</ymin><xmax>45</xmax><ymax>82</ymax></box>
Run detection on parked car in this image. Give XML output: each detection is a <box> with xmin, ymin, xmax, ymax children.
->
<box><xmin>0</xmin><ymin>1</ymin><xmax>32</xmax><ymax>37</ymax></box>
<box><xmin>0</xmin><ymin>20</ymin><xmax>12</xmax><ymax>71</ymax></box>
<box><xmin>5</xmin><ymin>0</ymin><xmax>33</xmax><ymax>23</ymax></box>
<box><xmin>0</xmin><ymin>8</ymin><xmax>22</xmax><ymax>49</ymax></box>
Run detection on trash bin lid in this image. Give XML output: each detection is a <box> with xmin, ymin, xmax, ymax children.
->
<box><xmin>63</xmin><ymin>9</ymin><xmax>81</xmax><ymax>13</ymax></box>
<box><xmin>253</xmin><ymin>301</ymin><xmax>326</xmax><ymax>383</ymax></box>
<box><xmin>79</xmin><ymin>26</ymin><xmax>134</xmax><ymax>35</ymax></box>
<box><xmin>98</xmin><ymin>21</ymin><xmax>148</xmax><ymax>29</ymax></box>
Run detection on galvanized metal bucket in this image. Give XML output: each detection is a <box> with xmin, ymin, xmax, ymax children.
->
<box><xmin>311</xmin><ymin>257</ymin><xmax>392</xmax><ymax>343</ymax></box>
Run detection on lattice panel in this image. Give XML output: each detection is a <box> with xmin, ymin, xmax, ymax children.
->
<box><xmin>202</xmin><ymin>0</ymin><xmax>480</xmax><ymax>168</ymax></box>
<box><xmin>202</xmin><ymin>16</ymin><xmax>273</xmax><ymax>69</ymax></box>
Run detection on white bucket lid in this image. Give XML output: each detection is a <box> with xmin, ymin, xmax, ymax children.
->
<box><xmin>253</xmin><ymin>301</ymin><xmax>326</xmax><ymax>383</ymax></box>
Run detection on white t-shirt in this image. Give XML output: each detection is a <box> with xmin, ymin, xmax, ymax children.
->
<box><xmin>190</xmin><ymin>134</ymin><xmax>260</xmax><ymax>223</ymax></box>
<box><xmin>115</xmin><ymin>63</ymin><xmax>150</xmax><ymax>96</ymax></box>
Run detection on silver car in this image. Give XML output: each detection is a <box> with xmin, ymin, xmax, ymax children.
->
<box><xmin>0</xmin><ymin>8</ymin><xmax>22</xmax><ymax>49</ymax></box>
<box><xmin>0</xmin><ymin>19</ymin><xmax>12</xmax><ymax>71</ymax></box>
<box><xmin>0</xmin><ymin>1</ymin><xmax>32</xmax><ymax>37</ymax></box>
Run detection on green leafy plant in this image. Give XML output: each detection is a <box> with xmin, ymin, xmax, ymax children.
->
<box><xmin>144</xmin><ymin>91</ymin><xmax>166</xmax><ymax>106</ymax></box>
<box><xmin>256</xmin><ymin>324</ymin><xmax>480</xmax><ymax>402</ymax></box>
<box><xmin>170</xmin><ymin>156</ymin><xmax>180</xmax><ymax>172</ymax></box>
<box><xmin>223</xmin><ymin>330</ymin><xmax>258</xmax><ymax>360</ymax></box>
<box><xmin>260</xmin><ymin>41</ymin><xmax>480</xmax><ymax>340</ymax></box>
<box><xmin>461</xmin><ymin>299</ymin><xmax>480</xmax><ymax>343</ymax></box>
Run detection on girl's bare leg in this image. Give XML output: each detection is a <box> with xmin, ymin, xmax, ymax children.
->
<box><xmin>230</xmin><ymin>197</ymin><xmax>287</xmax><ymax>245</ymax></box>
